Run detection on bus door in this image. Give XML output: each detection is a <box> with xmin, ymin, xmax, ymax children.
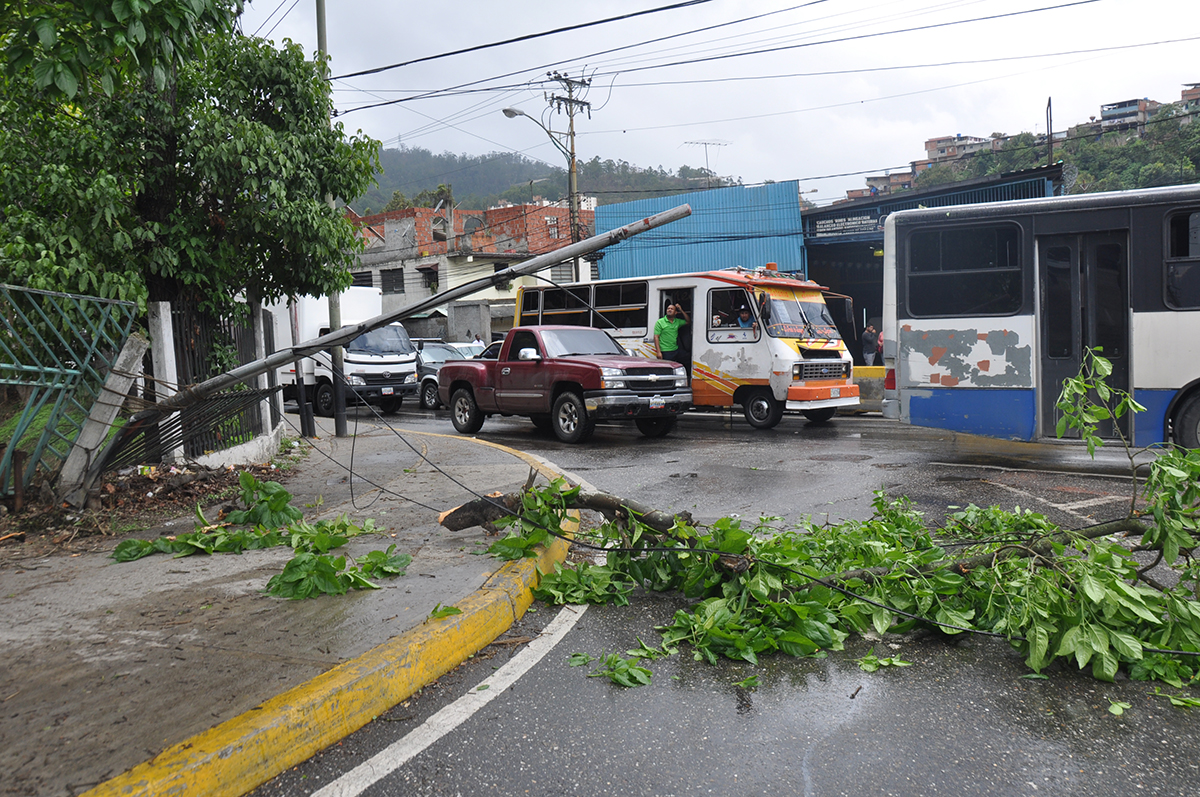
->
<box><xmin>1038</xmin><ymin>232</ymin><xmax>1130</xmax><ymax>440</ymax></box>
<box><xmin>655</xmin><ymin>287</ymin><xmax>695</xmax><ymax>362</ymax></box>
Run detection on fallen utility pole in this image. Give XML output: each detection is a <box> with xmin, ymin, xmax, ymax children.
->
<box><xmin>66</xmin><ymin>204</ymin><xmax>692</xmax><ymax>504</ymax></box>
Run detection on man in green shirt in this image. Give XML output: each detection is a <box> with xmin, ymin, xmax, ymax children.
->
<box><xmin>654</xmin><ymin>303</ymin><xmax>690</xmax><ymax>374</ymax></box>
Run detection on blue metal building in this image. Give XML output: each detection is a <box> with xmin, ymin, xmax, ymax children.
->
<box><xmin>592</xmin><ymin>181</ymin><xmax>806</xmax><ymax>279</ymax></box>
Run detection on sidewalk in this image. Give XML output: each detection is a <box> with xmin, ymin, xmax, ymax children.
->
<box><xmin>0</xmin><ymin>419</ymin><xmax>571</xmax><ymax>797</ymax></box>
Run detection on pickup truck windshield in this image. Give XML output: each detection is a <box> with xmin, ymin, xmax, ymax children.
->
<box><xmin>764</xmin><ymin>295</ymin><xmax>842</xmax><ymax>341</ymax></box>
<box><xmin>347</xmin><ymin>325</ymin><xmax>416</xmax><ymax>355</ymax></box>
<box><xmin>540</xmin><ymin>328</ymin><xmax>625</xmax><ymax>357</ymax></box>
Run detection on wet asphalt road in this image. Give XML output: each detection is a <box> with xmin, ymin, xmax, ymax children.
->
<box><xmin>251</xmin><ymin>407</ymin><xmax>1197</xmax><ymax>797</ymax></box>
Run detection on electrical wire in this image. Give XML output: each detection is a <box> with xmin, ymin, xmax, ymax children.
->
<box><xmin>330</xmin><ymin>0</ymin><xmax>715</xmax><ymax>81</ymax></box>
<box><xmin>336</xmin><ymin>0</ymin><xmax>1100</xmax><ymax>116</ymax></box>
<box><xmin>259</xmin><ymin>0</ymin><xmax>300</xmax><ymax>41</ymax></box>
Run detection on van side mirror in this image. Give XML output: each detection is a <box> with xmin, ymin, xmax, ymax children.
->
<box><xmin>757</xmin><ymin>293</ymin><xmax>772</xmax><ymax>323</ymax></box>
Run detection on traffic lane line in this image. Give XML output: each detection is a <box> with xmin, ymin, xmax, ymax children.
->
<box><xmin>81</xmin><ymin>434</ymin><xmax>575</xmax><ymax>797</ymax></box>
<box><xmin>312</xmin><ymin>604</ymin><xmax>589</xmax><ymax>797</ymax></box>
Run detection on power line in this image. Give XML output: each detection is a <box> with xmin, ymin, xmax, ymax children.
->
<box><xmin>337</xmin><ymin>0</ymin><xmax>1099</xmax><ymax>116</ymax></box>
<box><xmin>330</xmin><ymin>0</ymin><xmax>715</xmax><ymax>81</ymax></box>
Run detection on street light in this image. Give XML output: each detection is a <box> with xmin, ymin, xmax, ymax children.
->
<box><xmin>502</xmin><ymin>107</ymin><xmax>580</xmax><ymax>281</ymax></box>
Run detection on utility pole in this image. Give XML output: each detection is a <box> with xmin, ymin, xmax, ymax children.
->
<box><xmin>316</xmin><ymin>0</ymin><xmax>347</xmax><ymax>437</ymax></box>
<box><xmin>547</xmin><ymin>71</ymin><xmax>590</xmax><ymax>282</ymax></box>
<box><xmin>1046</xmin><ymin>97</ymin><xmax>1054</xmax><ymax>170</ymax></box>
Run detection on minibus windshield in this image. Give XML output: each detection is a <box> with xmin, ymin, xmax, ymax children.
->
<box><xmin>763</xmin><ymin>293</ymin><xmax>842</xmax><ymax>340</ymax></box>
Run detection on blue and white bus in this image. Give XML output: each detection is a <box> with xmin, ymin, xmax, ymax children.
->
<box><xmin>882</xmin><ymin>184</ymin><xmax>1200</xmax><ymax>449</ymax></box>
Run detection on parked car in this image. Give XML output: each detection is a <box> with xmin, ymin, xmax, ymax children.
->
<box><xmin>417</xmin><ymin>342</ymin><xmax>466</xmax><ymax>409</ymax></box>
<box><xmin>448</xmin><ymin>341</ymin><xmax>486</xmax><ymax>359</ymax></box>
<box><xmin>475</xmin><ymin>341</ymin><xmax>502</xmax><ymax>360</ymax></box>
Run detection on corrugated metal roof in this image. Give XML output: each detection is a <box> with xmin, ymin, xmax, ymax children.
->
<box><xmin>593</xmin><ymin>182</ymin><xmax>805</xmax><ymax>280</ymax></box>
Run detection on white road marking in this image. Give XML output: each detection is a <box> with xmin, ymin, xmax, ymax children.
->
<box><xmin>1059</xmin><ymin>494</ymin><xmax>1130</xmax><ymax>512</ymax></box>
<box><xmin>312</xmin><ymin>604</ymin><xmax>588</xmax><ymax>797</ymax></box>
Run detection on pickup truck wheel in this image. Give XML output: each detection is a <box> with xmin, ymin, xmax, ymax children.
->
<box><xmin>1176</xmin><ymin>393</ymin><xmax>1200</xmax><ymax>449</ymax></box>
<box><xmin>451</xmin><ymin>388</ymin><xmax>485</xmax><ymax>434</ymax></box>
<box><xmin>530</xmin><ymin>414</ymin><xmax>553</xmax><ymax>433</ymax></box>
<box><xmin>802</xmin><ymin>407</ymin><xmax>836</xmax><ymax>423</ymax></box>
<box><xmin>635</xmin><ymin>417</ymin><xmax>676</xmax><ymax>438</ymax></box>
<box><xmin>379</xmin><ymin>396</ymin><xmax>402</xmax><ymax>415</ymax></box>
<box><xmin>420</xmin><ymin>381</ymin><xmax>441</xmax><ymax>410</ymax></box>
<box><xmin>314</xmin><ymin>382</ymin><xmax>335</xmax><ymax>417</ymax></box>
<box><xmin>743</xmin><ymin>389</ymin><xmax>783</xmax><ymax>430</ymax></box>
<box><xmin>552</xmin><ymin>391</ymin><xmax>594</xmax><ymax>443</ymax></box>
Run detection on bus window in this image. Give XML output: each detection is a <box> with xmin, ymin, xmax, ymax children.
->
<box><xmin>593</xmin><ymin>281</ymin><xmax>648</xmax><ymax>331</ymax></box>
<box><xmin>542</xmin><ymin>286</ymin><xmax>591</xmax><ymax>326</ymax></box>
<box><xmin>1166</xmin><ymin>210</ymin><xmax>1200</xmax><ymax>309</ymax></box>
<box><xmin>520</xmin><ymin>289</ymin><xmax>540</xmax><ymax>325</ymax></box>
<box><xmin>1044</xmin><ymin>245</ymin><xmax>1073</xmax><ymax>358</ymax></box>
<box><xmin>708</xmin><ymin>288</ymin><xmax>753</xmax><ymax>328</ymax></box>
<box><xmin>907</xmin><ymin>225</ymin><xmax>1022</xmax><ymax>317</ymax></box>
<box><xmin>707</xmin><ymin>288</ymin><xmax>757</xmax><ymax>343</ymax></box>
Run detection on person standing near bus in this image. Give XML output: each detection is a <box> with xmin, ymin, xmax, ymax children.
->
<box><xmin>862</xmin><ymin>324</ymin><xmax>879</xmax><ymax>366</ymax></box>
<box><xmin>655</xmin><ymin>303</ymin><xmax>690</xmax><ymax>373</ymax></box>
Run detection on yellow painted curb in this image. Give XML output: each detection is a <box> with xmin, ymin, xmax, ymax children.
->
<box><xmin>83</xmin><ymin>435</ymin><xmax>575</xmax><ymax>797</ymax></box>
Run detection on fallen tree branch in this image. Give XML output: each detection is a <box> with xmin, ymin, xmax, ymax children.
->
<box><xmin>821</xmin><ymin>516</ymin><xmax>1151</xmax><ymax>590</ymax></box>
<box><xmin>438</xmin><ymin>486</ymin><xmax>693</xmax><ymax>536</ymax></box>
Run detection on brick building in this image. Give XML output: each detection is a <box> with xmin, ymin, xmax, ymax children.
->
<box><xmin>346</xmin><ymin>203</ymin><xmax>594</xmax><ymax>341</ymax></box>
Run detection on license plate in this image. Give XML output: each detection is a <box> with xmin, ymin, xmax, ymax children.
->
<box><xmin>382</xmin><ymin>387</ymin><xmax>393</xmax><ymax>395</ymax></box>
<box><xmin>650</xmin><ymin>396</ymin><xmax>665</xmax><ymax>409</ymax></box>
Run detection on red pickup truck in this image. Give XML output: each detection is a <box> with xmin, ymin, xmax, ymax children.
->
<box><xmin>437</xmin><ymin>325</ymin><xmax>692</xmax><ymax>443</ymax></box>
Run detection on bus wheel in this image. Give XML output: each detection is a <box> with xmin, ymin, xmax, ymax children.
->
<box><xmin>744</xmin><ymin>390</ymin><xmax>783</xmax><ymax>429</ymax></box>
<box><xmin>802</xmin><ymin>407</ymin><xmax>837</xmax><ymax>423</ymax></box>
<box><xmin>1177</xmin><ymin>395</ymin><xmax>1200</xmax><ymax>449</ymax></box>
<box><xmin>451</xmin><ymin>389</ymin><xmax>485</xmax><ymax>434</ymax></box>
<box><xmin>552</xmin><ymin>391</ymin><xmax>594</xmax><ymax>443</ymax></box>
<box><xmin>635</xmin><ymin>417</ymin><xmax>676</xmax><ymax>438</ymax></box>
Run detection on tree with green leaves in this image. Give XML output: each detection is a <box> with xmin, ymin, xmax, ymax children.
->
<box><xmin>165</xmin><ymin>35</ymin><xmax>379</xmax><ymax>310</ymax></box>
<box><xmin>2</xmin><ymin>0</ymin><xmax>239</xmax><ymax>99</ymax></box>
<box><xmin>2</xmin><ymin>5</ymin><xmax>380</xmax><ymax>315</ymax></box>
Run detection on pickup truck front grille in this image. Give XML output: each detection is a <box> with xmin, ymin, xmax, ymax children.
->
<box><xmin>625</xmin><ymin>366</ymin><xmax>676</xmax><ymax>376</ymax></box>
<box><xmin>796</xmin><ymin>361</ymin><xmax>850</xmax><ymax>380</ymax></box>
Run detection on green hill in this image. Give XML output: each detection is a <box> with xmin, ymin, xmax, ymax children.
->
<box><xmin>349</xmin><ymin>146</ymin><xmax>734</xmax><ymax>213</ymax></box>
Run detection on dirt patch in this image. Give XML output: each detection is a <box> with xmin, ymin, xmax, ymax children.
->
<box><xmin>0</xmin><ymin>457</ymin><xmax>306</xmax><ymax>564</ymax></box>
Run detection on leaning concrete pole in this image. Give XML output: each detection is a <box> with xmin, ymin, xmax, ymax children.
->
<box><xmin>65</xmin><ymin>204</ymin><xmax>691</xmax><ymax>504</ymax></box>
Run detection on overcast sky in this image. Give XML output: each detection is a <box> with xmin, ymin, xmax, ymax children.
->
<box><xmin>237</xmin><ymin>0</ymin><xmax>1199</xmax><ymax>206</ymax></box>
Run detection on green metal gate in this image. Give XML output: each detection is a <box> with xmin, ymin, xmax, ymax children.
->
<box><xmin>0</xmin><ymin>284</ymin><xmax>137</xmax><ymax>499</ymax></box>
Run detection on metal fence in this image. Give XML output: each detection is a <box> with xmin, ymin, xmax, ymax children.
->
<box><xmin>164</xmin><ymin>304</ymin><xmax>278</xmax><ymax>458</ymax></box>
<box><xmin>0</xmin><ymin>284</ymin><xmax>138</xmax><ymax>498</ymax></box>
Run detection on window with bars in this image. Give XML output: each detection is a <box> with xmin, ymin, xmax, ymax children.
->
<box><xmin>350</xmin><ymin>271</ymin><xmax>374</xmax><ymax>288</ymax></box>
<box><xmin>381</xmin><ymin>268</ymin><xmax>405</xmax><ymax>294</ymax></box>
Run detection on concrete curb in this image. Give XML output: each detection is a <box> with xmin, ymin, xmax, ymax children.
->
<box><xmin>81</xmin><ymin>434</ymin><xmax>575</xmax><ymax>797</ymax></box>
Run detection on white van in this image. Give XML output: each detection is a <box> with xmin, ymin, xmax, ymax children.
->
<box><xmin>268</xmin><ymin>287</ymin><xmax>418</xmax><ymax>415</ymax></box>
